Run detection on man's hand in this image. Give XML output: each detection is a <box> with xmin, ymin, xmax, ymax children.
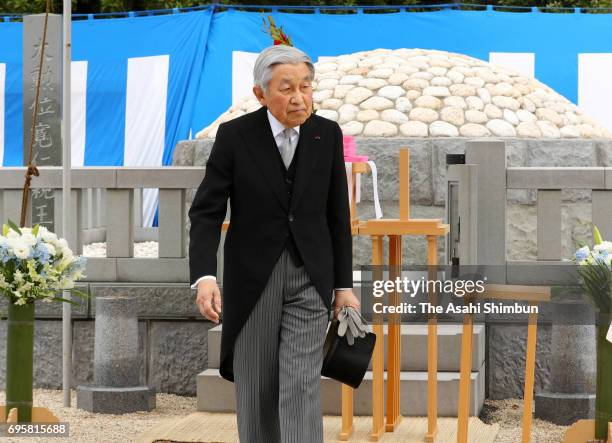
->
<box><xmin>195</xmin><ymin>280</ymin><xmax>222</xmax><ymax>323</ymax></box>
<box><xmin>333</xmin><ymin>289</ymin><xmax>360</xmax><ymax>319</ymax></box>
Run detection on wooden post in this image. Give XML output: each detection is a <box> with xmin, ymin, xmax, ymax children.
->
<box><xmin>339</xmin><ymin>384</ymin><xmax>354</xmax><ymax>440</ymax></box>
<box><xmin>386</xmin><ymin>235</ymin><xmax>402</xmax><ymax>431</ymax></box>
<box><xmin>522</xmin><ymin>302</ymin><xmax>539</xmax><ymax>443</ymax></box>
<box><xmin>456</xmin><ymin>299</ymin><xmax>474</xmax><ymax>443</ymax></box>
<box><xmin>426</xmin><ymin>235</ymin><xmax>438</xmax><ymax>443</ymax></box>
<box><xmin>399</xmin><ymin>149</ymin><xmax>410</xmax><ymax>220</ymax></box>
<box><xmin>370</xmin><ymin>235</ymin><xmax>385</xmax><ymax>441</ymax></box>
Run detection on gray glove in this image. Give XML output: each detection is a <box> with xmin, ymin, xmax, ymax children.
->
<box><xmin>337</xmin><ymin>306</ymin><xmax>368</xmax><ymax>346</ymax></box>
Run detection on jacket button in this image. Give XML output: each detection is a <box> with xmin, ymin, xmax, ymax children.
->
<box><xmin>288</xmin><ymin>214</ymin><xmax>294</xmax><ymax>222</ymax></box>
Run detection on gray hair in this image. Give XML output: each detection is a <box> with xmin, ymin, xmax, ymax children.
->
<box><xmin>253</xmin><ymin>45</ymin><xmax>315</xmax><ymax>95</ymax></box>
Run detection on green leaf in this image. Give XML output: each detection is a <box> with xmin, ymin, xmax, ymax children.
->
<box><xmin>50</xmin><ymin>296</ymin><xmax>79</xmax><ymax>306</ymax></box>
<box><xmin>594</xmin><ymin>225</ymin><xmax>603</xmax><ymax>245</ymax></box>
<box><xmin>7</xmin><ymin>219</ymin><xmax>22</xmax><ymax>235</ymax></box>
<box><xmin>32</xmin><ymin>224</ymin><xmax>40</xmax><ymax>236</ymax></box>
<box><xmin>2</xmin><ymin>224</ymin><xmax>8</xmax><ymax>236</ymax></box>
<box><xmin>66</xmin><ymin>288</ymin><xmax>89</xmax><ymax>300</ymax></box>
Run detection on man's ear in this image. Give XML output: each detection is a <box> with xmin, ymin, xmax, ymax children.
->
<box><xmin>252</xmin><ymin>85</ymin><xmax>266</xmax><ymax>106</ymax></box>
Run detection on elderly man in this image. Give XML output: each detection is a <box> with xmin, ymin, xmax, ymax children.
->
<box><xmin>189</xmin><ymin>45</ymin><xmax>360</xmax><ymax>442</ymax></box>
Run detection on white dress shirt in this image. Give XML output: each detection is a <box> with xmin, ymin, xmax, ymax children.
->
<box><xmin>192</xmin><ymin>110</ymin><xmax>351</xmax><ymax>292</ymax></box>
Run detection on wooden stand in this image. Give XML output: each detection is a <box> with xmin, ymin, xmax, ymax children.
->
<box><xmin>339</xmin><ymin>149</ymin><xmax>449</xmax><ymax>442</ymax></box>
<box><xmin>0</xmin><ymin>406</ymin><xmax>59</xmax><ymax>423</ymax></box>
<box><xmin>455</xmin><ymin>284</ymin><xmax>551</xmax><ymax>443</ymax></box>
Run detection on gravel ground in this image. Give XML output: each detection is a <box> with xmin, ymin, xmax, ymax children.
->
<box><xmin>83</xmin><ymin>241</ymin><xmax>158</xmax><ymax>258</ymax></box>
<box><xmin>480</xmin><ymin>398</ymin><xmax>569</xmax><ymax>443</ymax></box>
<box><xmin>0</xmin><ymin>390</ymin><xmax>571</xmax><ymax>443</ymax></box>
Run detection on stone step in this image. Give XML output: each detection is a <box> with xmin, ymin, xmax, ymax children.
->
<box><xmin>206</xmin><ymin>323</ymin><xmax>485</xmax><ymax>372</ymax></box>
<box><xmin>197</xmin><ymin>364</ymin><xmax>485</xmax><ymax>417</ymax></box>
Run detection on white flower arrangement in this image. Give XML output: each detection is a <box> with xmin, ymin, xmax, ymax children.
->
<box><xmin>0</xmin><ymin>220</ymin><xmax>87</xmax><ymax>306</ymax></box>
<box><xmin>574</xmin><ymin>226</ymin><xmax>612</xmax><ymax>343</ymax></box>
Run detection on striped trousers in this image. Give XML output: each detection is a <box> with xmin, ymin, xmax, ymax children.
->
<box><xmin>233</xmin><ymin>248</ymin><xmax>329</xmax><ymax>443</ymax></box>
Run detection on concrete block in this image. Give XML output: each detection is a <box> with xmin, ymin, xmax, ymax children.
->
<box><xmin>106</xmin><ymin>189</ymin><xmax>134</xmax><ymax>258</ymax></box>
<box><xmin>83</xmin><ymin>258</ymin><xmax>117</xmax><ymax>282</ymax></box>
<box><xmin>487</xmin><ymin>323</ymin><xmax>551</xmax><ymax>399</ymax></box>
<box><xmin>71</xmin><ymin>320</ymin><xmax>147</xmax><ymax>388</ymax></box>
<box><xmin>158</xmin><ymin>189</ymin><xmax>186</xmax><ymax>258</ymax></box>
<box><xmin>90</xmin><ymin>283</ymin><xmax>199</xmax><ymax>318</ymax></box>
<box><xmin>197</xmin><ymin>365</ymin><xmax>486</xmax><ymax>417</ymax></box>
<box><xmin>71</xmin><ymin>167</ymin><xmax>117</xmax><ymax>189</ymax></box>
<box><xmin>76</xmin><ymin>385</ymin><xmax>156</xmax><ymax>413</ymax></box>
<box><xmin>537</xmin><ymin>190</ymin><xmax>562</xmax><ymax>261</ymax></box>
<box><xmin>206</xmin><ymin>323</ymin><xmax>485</xmax><ymax>373</ymax></box>
<box><xmin>525</xmin><ymin>139</ymin><xmax>597</xmax><ymax>167</ymax></box>
<box><xmin>432</xmin><ymin>138</ymin><xmax>466</xmax><ymax>206</ymax></box>
<box><xmin>149</xmin><ymin>321</ymin><xmax>214</xmax><ymax>395</ymax></box>
<box><xmin>535</xmin><ymin>392</ymin><xmax>595</xmax><ymax>425</ymax></box>
<box><xmin>506</xmin><ymin>261</ymin><xmax>579</xmax><ymax>285</ymax></box>
<box><xmin>507</xmin><ymin>167</ymin><xmax>604</xmax><ymax>190</ymax></box>
<box><xmin>116</xmin><ymin>258</ymin><xmax>189</xmax><ymax>282</ymax></box>
<box><xmin>116</xmin><ymin>167</ymin><xmax>204</xmax><ymax>189</ymax></box>
<box><xmin>173</xmin><ymin>140</ymin><xmax>197</xmax><ymax>166</ymax></box>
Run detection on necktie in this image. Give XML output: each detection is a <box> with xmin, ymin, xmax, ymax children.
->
<box><xmin>280</xmin><ymin>127</ymin><xmax>297</xmax><ymax>168</ymax></box>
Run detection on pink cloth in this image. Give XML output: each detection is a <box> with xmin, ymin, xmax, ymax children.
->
<box><xmin>342</xmin><ymin>135</ymin><xmax>368</xmax><ymax>162</ymax></box>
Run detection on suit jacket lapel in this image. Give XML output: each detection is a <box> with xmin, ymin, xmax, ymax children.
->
<box><xmin>240</xmin><ymin>107</ymin><xmax>289</xmax><ymax>211</ymax></box>
<box><xmin>291</xmin><ymin>114</ymin><xmax>320</xmax><ymax>211</ymax></box>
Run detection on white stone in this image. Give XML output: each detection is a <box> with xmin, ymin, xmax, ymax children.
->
<box><xmin>431</xmin><ymin>76</ymin><xmax>452</xmax><ymax>87</ymax></box>
<box><xmin>429</xmin><ymin>121</ymin><xmax>459</xmax><ymax>137</ymax></box>
<box><xmin>536</xmin><ymin>120</ymin><xmax>561</xmax><ymax>138</ymax></box>
<box><xmin>313</xmin><ymin>89</ymin><xmax>333</xmax><ymax>103</ymax></box>
<box><xmin>440</xmin><ymin>106</ymin><xmax>465</xmax><ymax>126</ymax></box>
<box><xmin>338</xmin><ymin>60</ymin><xmax>358</xmax><ymax>72</ymax></box>
<box><xmin>449</xmin><ymin>84</ymin><xmax>477</xmax><ymax>97</ymax></box>
<box><xmin>466</xmin><ymin>96</ymin><xmax>484</xmax><ymax>111</ymax></box>
<box><xmin>316</xmin><ymin>110</ymin><xmax>339</xmax><ymax>121</ymax></box>
<box><xmin>345</xmin><ymin>87</ymin><xmax>373</xmax><ymax>105</ymax></box>
<box><xmin>486</xmin><ymin>119</ymin><xmax>516</xmax><ymax>137</ymax></box>
<box><xmin>430</xmin><ymin>59</ymin><xmax>452</xmax><ymax>68</ymax></box>
<box><xmin>381</xmin><ymin>109</ymin><xmax>409</xmax><ymax>124</ymax></box>
<box><xmin>395</xmin><ymin>97</ymin><xmax>413</xmax><ymax>112</ymax></box>
<box><xmin>465</xmin><ymin>76</ymin><xmax>485</xmax><ymax>88</ymax></box>
<box><xmin>360</xmin><ymin>78</ymin><xmax>387</xmax><ymax>90</ymax></box>
<box><xmin>367</xmin><ymin>68</ymin><xmax>394</xmax><ymax>79</ymax></box>
<box><xmin>338</xmin><ymin>103</ymin><xmax>359</xmax><ymax>116</ymax></box>
<box><xmin>396</xmin><ymin>65</ymin><xmax>419</xmax><ymax>75</ymax></box>
<box><xmin>363</xmin><ymin>120</ymin><xmax>398</xmax><ymax>137</ymax></box>
<box><xmin>358</xmin><ymin>57</ymin><xmax>383</xmax><ymax>68</ymax></box>
<box><xmin>516</xmin><ymin>121</ymin><xmax>542</xmax><ymax>138</ymax></box>
<box><xmin>399</xmin><ymin>121</ymin><xmax>428</xmax><ymax>137</ymax></box>
<box><xmin>560</xmin><ymin>125</ymin><xmax>580</xmax><ymax>138</ymax></box>
<box><xmin>423</xmin><ymin>86</ymin><xmax>450</xmax><ymax>97</ymax></box>
<box><xmin>378</xmin><ymin>86</ymin><xmax>406</xmax><ymax>100</ymax></box>
<box><xmin>321</xmin><ymin>98</ymin><xmax>343</xmax><ymax>110</ymax></box>
<box><xmin>428</xmin><ymin>67</ymin><xmax>448</xmax><ymax>76</ymax></box>
<box><xmin>360</xmin><ymin>96</ymin><xmax>394</xmax><ymax>111</ymax></box>
<box><xmin>403</xmin><ymin>78</ymin><xmax>429</xmax><ymax>91</ymax></box>
<box><xmin>409</xmin><ymin>107</ymin><xmax>439</xmax><ymax>124</ymax></box>
<box><xmin>494</xmin><ymin>82</ymin><xmax>515</xmax><ymax>96</ymax></box>
<box><xmin>477</xmin><ymin>88</ymin><xmax>491</xmax><ymax>104</ymax></box>
<box><xmin>388</xmin><ymin>73</ymin><xmax>409</xmax><ymax>86</ymax></box>
<box><xmin>491</xmin><ymin>96</ymin><xmax>520</xmax><ymax>111</ymax></box>
<box><xmin>476</xmin><ymin>69</ymin><xmax>499</xmax><ymax>83</ymax></box>
<box><xmin>516</xmin><ymin>109</ymin><xmax>536</xmax><ymax>122</ymax></box>
<box><xmin>317</xmin><ymin>78</ymin><xmax>339</xmax><ymax>90</ymax></box>
<box><xmin>339</xmin><ymin>75</ymin><xmax>362</xmax><ymax>85</ymax></box>
<box><xmin>465</xmin><ymin>110</ymin><xmax>488</xmax><ymax>124</ymax></box>
<box><xmin>406</xmin><ymin>90</ymin><xmax>421</xmax><ymax>100</ymax></box>
<box><xmin>340</xmin><ymin>120</ymin><xmax>364</xmax><ymax>135</ymax></box>
<box><xmin>317</xmin><ymin>71</ymin><xmax>341</xmax><ymax>80</ymax></box>
<box><xmin>522</xmin><ymin>97</ymin><xmax>536</xmax><ymax>113</ymax></box>
<box><xmin>412</xmin><ymin>71</ymin><xmax>435</xmax><ymax>80</ymax></box>
<box><xmin>484</xmin><ymin>104</ymin><xmax>503</xmax><ymax>119</ymax></box>
<box><xmin>577</xmin><ymin>124</ymin><xmax>597</xmax><ymax>138</ymax></box>
<box><xmin>444</xmin><ymin>96</ymin><xmax>467</xmax><ymax>109</ymax></box>
<box><xmin>316</xmin><ymin>62</ymin><xmax>338</xmax><ymax>73</ymax></box>
<box><xmin>333</xmin><ymin>85</ymin><xmax>354</xmax><ymax>99</ymax></box>
<box><xmin>415</xmin><ymin>95</ymin><xmax>442</xmax><ymax>110</ymax></box>
<box><xmin>356</xmin><ymin>110</ymin><xmax>379</xmax><ymax>122</ymax></box>
<box><xmin>535</xmin><ymin>108</ymin><xmax>563</xmax><ymax>126</ymax></box>
<box><xmin>459</xmin><ymin>123</ymin><xmax>490</xmax><ymax>137</ymax></box>
<box><xmin>447</xmin><ymin>70</ymin><xmax>465</xmax><ymax>84</ymax></box>
<box><xmin>503</xmin><ymin>109</ymin><xmax>519</xmax><ymax>126</ymax></box>
<box><xmin>563</xmin><ymin>112</ymin><xmax>581</xmax><ymax>126</ymax></box>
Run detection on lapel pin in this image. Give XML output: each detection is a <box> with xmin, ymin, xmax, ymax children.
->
<box><xmin>314</xmin><ymin>135</ymin><xmax>321</xmax><ymax>140</ymax></box>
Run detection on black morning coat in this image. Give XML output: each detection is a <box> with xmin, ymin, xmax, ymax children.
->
<box><xmin>188</xmin><ymin>106</ymin><xmax>353</xmax><ymax>382</ymax></box>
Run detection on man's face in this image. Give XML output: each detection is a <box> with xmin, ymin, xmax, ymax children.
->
<box><xmin>253</xmin><ymin>62</ymin><xmax>313</xmax><ymax>128</ymax></box>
